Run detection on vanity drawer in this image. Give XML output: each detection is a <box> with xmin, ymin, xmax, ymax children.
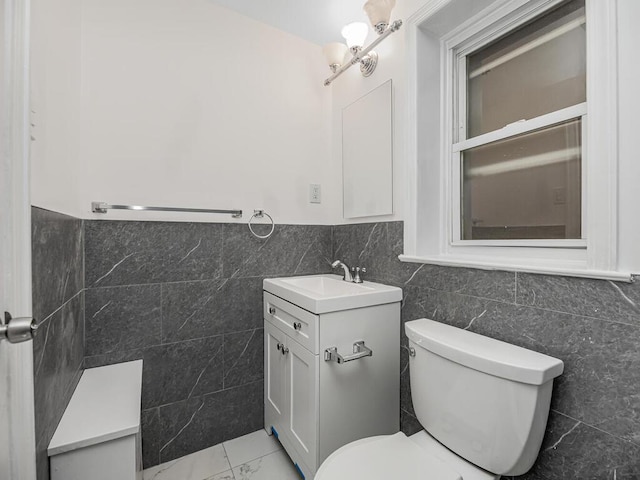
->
<box><xmin>264</xmin><ymin>292</ymin><xmax>319</xmax><ymax>354</ymax></box>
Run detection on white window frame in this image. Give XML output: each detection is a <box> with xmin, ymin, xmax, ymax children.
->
<box><xmin>450</xmin><ymin>3</ymin><xmax>587</xmax><ymax>248</ymax></box>
<box><xmin>401</xmin><ymin>0</ymin><xmax>630</xmax><ymax>281</ymax></box>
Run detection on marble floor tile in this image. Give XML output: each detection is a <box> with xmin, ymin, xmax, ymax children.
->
<box><xmin>205</xmin><ymin>470</ymin><xmax>236</xmax><ymax>480</ymax></box>
<box><xmin>143</xmin><ymin>444</ymin><xmax>230</xmax><ymax>480</ymax></box>
<box><xmin>223</xmin><ymin>429</ymin><xmax>282</xmax><ymax>468</ymax></box>
<box><xmin>232</xmin><ymin>450</ymin><xmax>300</xmax><ymax>480</ymax></box>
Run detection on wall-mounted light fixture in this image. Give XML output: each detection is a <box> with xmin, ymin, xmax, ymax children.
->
<box><xmin>323</xmin><ymin>0</ymin><xmax>402</xmax><ymax>86</ymax></box>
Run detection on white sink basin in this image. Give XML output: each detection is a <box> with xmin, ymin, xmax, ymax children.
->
<box><xmin>263</xmin><ymin>274</ymin><xmax>402</xmax><ymax>314</ymax></box>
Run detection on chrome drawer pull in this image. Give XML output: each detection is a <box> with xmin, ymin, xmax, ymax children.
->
<box><xmin>324</xmin><ymin>341</ymin><xmax>373</xmax><ymax>364</ymax></box>
<box><xmin>293</xmin><ymin>322</ymin><xmax>302</xmax><ymax>330</ymax></box>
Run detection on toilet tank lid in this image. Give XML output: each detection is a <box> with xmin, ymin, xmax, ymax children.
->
<box><xmin>405</xmin><ymin>319</ymin><xmax>564</xmax><ymax>385</ymax></box>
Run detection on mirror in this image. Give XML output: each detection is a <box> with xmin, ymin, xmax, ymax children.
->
<box><xmin>342</xmin><ymin>79</ymin><xmax>393</xmax><ymax>219</ymax></box>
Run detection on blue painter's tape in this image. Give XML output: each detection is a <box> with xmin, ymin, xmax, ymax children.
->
<box><xmin>294</xmin><ymin>463</ymin><xmax>305</xmax><ymax>479</ymax></box>
<box><xmin>271</xmin><ymin>425</ymin><xmax>279</xmax><ymax>439</ymax></box>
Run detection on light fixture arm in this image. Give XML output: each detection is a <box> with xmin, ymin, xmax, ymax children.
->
<box><xmin>324</xmin><ymin>19</ymin><xmax>402</xmax><ymax>86</ymax></box>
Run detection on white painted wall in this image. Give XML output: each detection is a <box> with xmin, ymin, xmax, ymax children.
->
<box><xmin>328</xmin><ymin>24</ymin><xmax>407</xmax><ymax>225</ymax></box>
<box><xmin>31</xmin><ymin>0</ymin><xmax>336</xmax><ymax>225</ymax></box>
<box><xmin>30</xmin><ymin>0</ymin><xmax>82</xmax><ymax>217</ymax></box>
<box><xmin>30</xmin><ymin>0</ymin><xmax>640</xmax><ymax>246</ymax></box>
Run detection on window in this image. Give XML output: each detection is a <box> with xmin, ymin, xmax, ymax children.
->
<box><xmin>402</xmin><ymin>0</ymin><xmax>630</xmax><ymax>281</ymax></box>
<box><xmin>455</xmin><ymin>0</ymin><xmax>586</xmax><ymax>243</ymax></box>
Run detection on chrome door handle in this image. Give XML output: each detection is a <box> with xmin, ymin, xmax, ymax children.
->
<box><xmin>1</xmin><ymin>311</ymin><xmax>38</xmax><ymax>344</ymax></box>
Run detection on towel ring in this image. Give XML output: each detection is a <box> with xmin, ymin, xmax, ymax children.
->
<box><xmin>248</xmin><ymin>210</ymin><xmax>275</xmax><ymax>239</ymax></box>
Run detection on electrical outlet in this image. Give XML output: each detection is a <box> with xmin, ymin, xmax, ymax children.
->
<box><xmin>310</xmin><ymin>184</ymin><xmax>321</xmax><ymax>204</ymax></box>
<box><xmin>553</xmin><ymin>187</ymin><xmax>566</xmax><ymax>205</ymax></box>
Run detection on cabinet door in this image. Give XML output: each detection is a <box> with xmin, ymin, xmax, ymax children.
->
<box><xmin>287</xmin><ymin>338</ymin><xmax>319</xmax><ymax>471</ymax></box>
<box><xmin>264</xmin><ymin>322</ymin><xmax>287</xmax><ymax>439</ymax></box>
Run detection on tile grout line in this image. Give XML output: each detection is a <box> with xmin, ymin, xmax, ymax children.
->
<box><xmin>140</xmin><ymin>379</ymin><xmax>264</xmax><ymax>413</ymax></box>
<box><xmin>159</xmin><ymin>284</ymin><xmax>164</xmax><ymax>345</ymax></box>
<box><xmin>85</xmin><ymin>327</ymin><xmax>263</xmax><ymax>362</ymax></box>
<box><xmin>37</xmin><ymin>288</ymin><xmax>84</xmax><ymax>326</ymax></box>
<box><xmin>404</xmin><ymin>284</ymin><xmax>640</xmax><ymax>329</ymax></box>
<box><xmin>220</xmin><ymin>441</ymin><xmax>234</xmax><ymax>478</ymax></box>
<box><xmin>551</xmin><ymin>409</ymin><xmax>640</xmax><ymax>448</ymax></box>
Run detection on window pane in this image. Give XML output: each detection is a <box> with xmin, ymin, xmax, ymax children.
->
<box><xmin>466</xmin><ymin>0</ymin><xmax>585</xmax><ymax>138</ymax></box>
<box><xmin>461</xmin><ymin>119</ymin><xmax>581</xmax><ymax>240</ymax></box>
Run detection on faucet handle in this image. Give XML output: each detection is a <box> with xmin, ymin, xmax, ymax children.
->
<box><xmin>353</xmin><ymin>267</ymin><xmax>367</xmax><ymax>283</ymax></box>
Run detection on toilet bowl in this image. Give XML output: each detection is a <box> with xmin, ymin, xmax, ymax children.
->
<box><xmin>315</xmin><ymin>431</ymin><xmax>497</xmax><ymax>480</ymax></box>
<box><xmin>314</xmin><ymin>319</ymin><xmax>564</xmax><ymax>480</ymax></box>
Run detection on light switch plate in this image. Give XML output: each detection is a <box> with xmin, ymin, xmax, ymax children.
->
<box><xmin>310</xmin><ymin>184</ymin><xmax>321</xmax><ymax>204</ymax></box>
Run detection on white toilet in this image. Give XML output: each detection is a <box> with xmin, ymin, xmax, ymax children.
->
<box><xmin>315</xmin><ymin>318</ymin><xmax>564</xmax><ymax>480</ymax></box>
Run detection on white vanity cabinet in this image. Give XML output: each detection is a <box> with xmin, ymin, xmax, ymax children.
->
<box><xmin>263</xmin><ymin>275</ymin><xmax>402</xmax><ymax>480</ymax></box>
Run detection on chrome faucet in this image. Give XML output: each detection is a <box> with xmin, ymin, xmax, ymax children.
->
<box><xmin>331</xmin><ymin>260</ymin><xmax>353</xmax><ymax>282</ymax></box>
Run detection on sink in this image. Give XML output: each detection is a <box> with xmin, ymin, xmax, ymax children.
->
<box><xmin>263</xmin><ymin>274</ymin><xmax>402</xmax><ymax>314</ymax></box>
<box><xmin>280</xmin><ymin>276</ymin><xmax>375</xmax><ymax>296</ymax></box>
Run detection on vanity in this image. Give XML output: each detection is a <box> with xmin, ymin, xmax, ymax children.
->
<box><xmin>263</xmin><ymin>274</ymin><xmax>402</xmax><ymax>479</ymax></box>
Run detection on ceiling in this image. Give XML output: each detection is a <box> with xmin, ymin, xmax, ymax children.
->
<box><xmin>206</xmin><ymin>0</ymin><xmax>370</xmax><ymax>46</ymax></box>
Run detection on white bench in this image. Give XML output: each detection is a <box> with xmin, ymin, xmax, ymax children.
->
<box><xmin>48</xmin><ymin>360</ymin><xmax>143</xmax><ymax>480</ymax></box>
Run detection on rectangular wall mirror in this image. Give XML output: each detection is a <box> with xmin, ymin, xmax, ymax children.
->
<box><xmin>342</xmin><ymin>79</ymin><xmax>393</xmax><ymax>219</ymax></box>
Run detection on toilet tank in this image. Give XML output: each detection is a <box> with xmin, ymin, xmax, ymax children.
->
<box><xmin>405</xmin><ymin>319</ymin><xmax>563</xmax><ymax>476</ymax></box>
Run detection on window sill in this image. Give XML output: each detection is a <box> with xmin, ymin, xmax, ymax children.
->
<box><xmin>398</xmin><ymin>254</ymin><xmax>634</xmax><ymax>283</ymax></box>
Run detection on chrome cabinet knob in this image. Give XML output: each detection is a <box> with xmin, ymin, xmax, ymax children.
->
<box><xmin>268</xmin><ymin>306</ymin><xmax>276</xmax><ymax>315</ymax></box>
<box><xmin>293</xmin><ymin>322</ymin><xmax>302</xmax><ymax>330</ymax></box>
<box><xmin>281</xmin><ymin>346</ymin><xmax>289</xmax><ymax>355</ymax></box>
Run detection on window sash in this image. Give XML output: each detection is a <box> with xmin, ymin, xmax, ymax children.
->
<box><xmin>452</xmin><ymin>0</ymin><xmax>586</xmax><ymax>143</ymax></box>
<box><xmin>450</xmin><ymin>113</ymin><xmax>587</xmax><ymax>247</ymax></box>
<box><xmin>453</xmin><ymin>102</ymin><xmax>587</xmax><ymax>153</ymax></box>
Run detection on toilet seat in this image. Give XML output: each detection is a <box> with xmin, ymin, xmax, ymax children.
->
<box><xmin>314</xmin><ymin>432</ymin><xmax>463</xmax><ymax>480</ymax></box>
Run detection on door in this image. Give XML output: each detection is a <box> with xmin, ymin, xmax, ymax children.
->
<box><xmin>264</xmin><ymin>322</ymin><xmax>287</xmax><ymax>439</ymax></box>
<box><xmin>287</xmin><ymin>338</ymin><xmax>318</xmax><ymax>471</ymax></box>
<box><xmin>0</xmin><ymin>0</ymin><xmax>37</xmax><ymax>478</ymax></box>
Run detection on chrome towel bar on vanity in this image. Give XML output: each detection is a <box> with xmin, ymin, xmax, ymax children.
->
<box><xmin>324</xmin><ymin>341</ymin><xmax>373</xmax><ymax>364</ymax></box>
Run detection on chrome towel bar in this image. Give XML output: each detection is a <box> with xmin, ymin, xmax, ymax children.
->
<box><xmin>324</xmin><ymin>341</ymin><xmax>373</xmax><ymax>364</ymax></box>
<box><xmin>91</xmin><ymin>202</ymin><xmax>242</xmax><ymax>218</ymax></box>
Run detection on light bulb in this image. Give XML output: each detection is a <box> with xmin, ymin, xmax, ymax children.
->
<box><xmin>322</xmin><ymin>42</ymin><xmax>348</xmax><ymax>72</ymax></box>
<box><xmin>341</xmin><ymin>22</ymin><xmax>369</xmax><ymax>52</ymax></box>
<box><xmin>364</xmin><ymin>0</ymin><xmax>396</xmax><ymax>34</ymax></box>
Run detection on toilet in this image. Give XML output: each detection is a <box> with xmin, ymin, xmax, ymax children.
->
<box><xmin>315</xmin><ymin>318</ymin><xmax>564</xmax><ymax>480</ymax></box>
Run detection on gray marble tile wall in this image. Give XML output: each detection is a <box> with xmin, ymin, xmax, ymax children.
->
<box><xmin>83</xmin><ymin>220</ymin><xmax>332</xmax><ymax>469</ymax></box>
<box><xmin>332</xmin><ymin>221</ymin><xmax>640</xmax><ymax>479</ymax></box>
<box><xmin>31</xmin><ymin>207</ymin><xmax>85</xmax><ymax>480</ymax></box>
